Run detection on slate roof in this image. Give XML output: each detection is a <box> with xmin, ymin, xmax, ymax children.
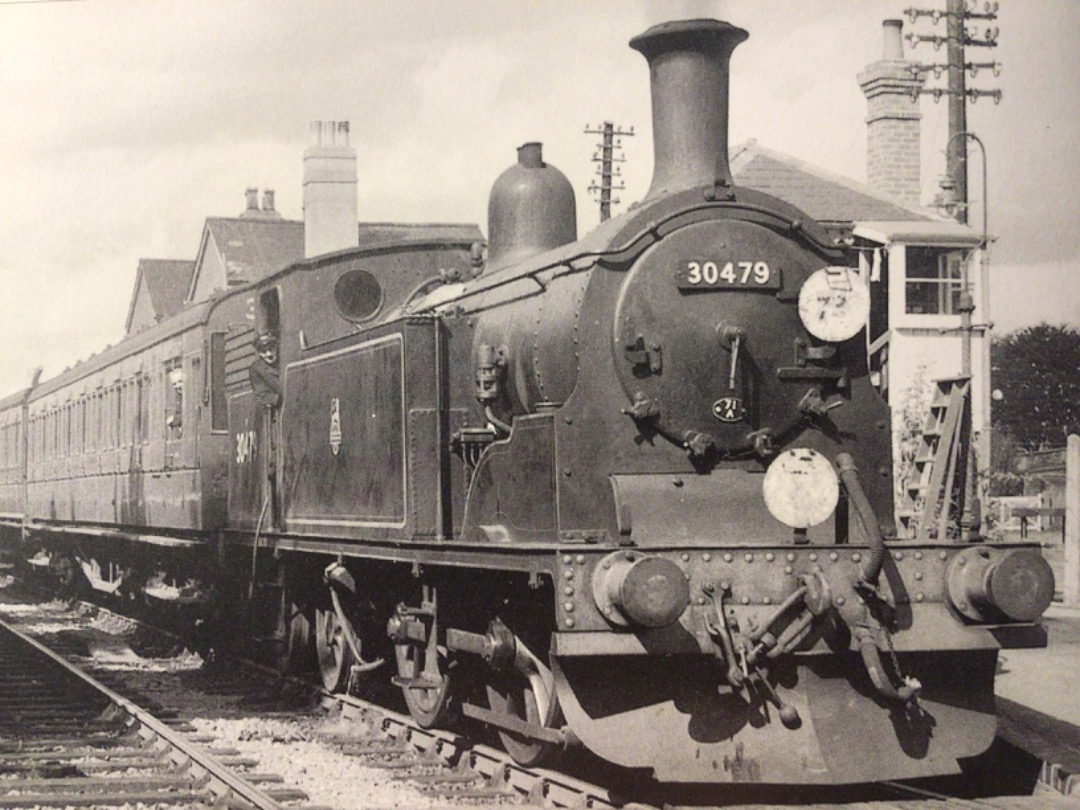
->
<box><xmin>205</xmin><ymin>217</ymin><xmax>306</xmax><ymax>286</ymax></box>
<box><xmin>141</xmin><ymin>259</ymin><xmax>195</xmax><ymax>317</ymax></box>
<box><xmin>731</xmin><ymin>140</ymin><xmax>932</xmax><ymax>228</ymax></box>
<box><xmin>124</xmin><ymin>258</ymin><xmax>195</xmax><ymax>333</ymax></box>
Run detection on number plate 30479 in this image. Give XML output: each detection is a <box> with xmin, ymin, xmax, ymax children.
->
<box><xmin>677</xmin><ymin>260</ymin><xmax>780</xmax><ymax>290</ymax></box>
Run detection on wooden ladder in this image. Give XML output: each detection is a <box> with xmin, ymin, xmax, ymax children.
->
<box><xmin>899</xmin><ymin>376</ymin><xmax>971</xmax><ymax>541</ymax></box>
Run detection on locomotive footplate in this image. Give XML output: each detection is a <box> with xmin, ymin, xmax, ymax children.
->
<box><xmin>549</xmin><ymin>542</ymin><xmax>1049</xmax><ymax>782</ymax></box>
<box><xmin>552</xmin><ymin>544</ymin><xmax>1049</xmax><ymax>656</ymax></box>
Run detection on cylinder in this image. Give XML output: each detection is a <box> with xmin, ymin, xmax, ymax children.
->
<box><xmin>629</xmin><ymin>18</ymin><xmax>748</xmax><ymax>199</ymax></box>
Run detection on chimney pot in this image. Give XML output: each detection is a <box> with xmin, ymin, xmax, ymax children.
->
<box><xmin>245</xmin><ymin>187</ymin><xmax>259</xmax><ymax>210</ymax></box>
<box><xmin>883</xmin><ymin>19</ymin><xmax>904</xmax><ymax>59</ymax></box>
<box><xmin>262</xmin><ymin>189</ymin><xmax>275</xmax><ymax>212</ymax></box>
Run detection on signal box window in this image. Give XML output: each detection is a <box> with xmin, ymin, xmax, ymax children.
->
<box><xmin>905</xmin><ymin>247</ymin><xmax>963</xmax><ymax>315</ymax></box>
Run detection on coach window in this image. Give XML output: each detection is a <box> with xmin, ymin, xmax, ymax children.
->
<box><xmin>76</xmin><ymin>401</ymin><xmax>82</xmax><ymax>455</ymax></box>
<box><xmin>64</xmin><ymin>405</ymin><xmax>69</xmax><ymax>455</ymax></box>
<box><xmin>127</xmin><ymin>381</ymin><xmax>137</xmax><ymax>446</ymax></box>
<box><xmin>904</xmin><ymin>247</ymin><xmax>964</xmax><ymax>315</ymax></box>
<box><xmin>209</xmin><ymin>332</ymin><xmax>228</xmax><ymax>431</ymax></box>
<box><xmin>113</xmin><ymin>385</ymin><xmax>122</xmax><ymax>447</ymax></box>
<box><xmin>137</xmin><ymin>374</ymin><xmax>149</xmax><ymax>444</ymax></box>
<box><xmin>165</xmin><ymin>359</ymin><xmax>184</xmax><ymax>439</ymax></box>
<box><xmin>89</xmin><ymin>394</ymin><xmax>99</xmax><ymax>452</ymax></box>
<box><xmin>101</xmin><ymin>391</ymin><xmax>108</xmax><ymax>448</ymax></box>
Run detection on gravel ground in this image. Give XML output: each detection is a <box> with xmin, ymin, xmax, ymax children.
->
<box><xmin>0</xmin><ymin>586</ymin><xmax>461</xmax><ymax>810</ymax></box>
<box><xmin>77</xmin><ymin>649</ymin><xmax>453</xmax><ymax>809</ymax></box>
<box><xmin>192</xmin><ymin>714</ymin><xmax>452</xmax><ymax>810</ymax></box>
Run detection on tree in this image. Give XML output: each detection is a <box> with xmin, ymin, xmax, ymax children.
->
<box><xmin>991</xmin><ymin>324</ymin><xmax>1080</xmax><ymax>450</ymax></box>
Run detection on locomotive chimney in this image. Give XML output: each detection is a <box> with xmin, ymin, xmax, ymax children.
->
<box><xmin>630</xmin><ymin>18</ymin><xmax>748</xmax><ymax>200</ymax></box>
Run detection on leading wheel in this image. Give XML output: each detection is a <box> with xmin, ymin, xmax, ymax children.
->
<box><xmin>485</xmin><ymin>669</ymin><xmax>563</xmax><ymax>767</ymax></box>
<box><xmin>395</xmin><ymin>641</ymin><xmax>454</xmax><ymax>728</ymax></box>
<box><xmin>315</xmin><ymin>606</ymin><xmax>356</xmax><ymax>692</ymax></box>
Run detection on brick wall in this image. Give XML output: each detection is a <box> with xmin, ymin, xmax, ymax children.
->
<box><xmin>858</xmin><ymin>56</ymin><xmax>925</xmax><ymax>207</ymax></box>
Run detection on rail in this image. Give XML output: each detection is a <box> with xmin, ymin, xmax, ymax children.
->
<box><xmin>0</xmin><ymin>615</ymin><xmax>290</xmax><ymax>810</ymax></box>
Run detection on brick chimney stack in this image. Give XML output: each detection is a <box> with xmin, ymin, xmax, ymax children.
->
<box><xmin>857</xmin><ymin>20</ymin><xmax>926</xmax><ymax>208</ymax></box>
<box><xmin>303</xmin><ymin>120</ymin><xmax>359</xmax><ymax>258</ymax></box>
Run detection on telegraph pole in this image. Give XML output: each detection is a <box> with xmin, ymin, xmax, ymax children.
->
<box><xmin>584</xmin><ymin>121</ymin><xmax>633</xmax><ymax>222</ymax></box>
<box><xmin>946</xmin><ymin>0</ymin><xmax>969</xmax><ymax>219</ymax></box>
<box><xmin>905</xmin><ymin>0</ymin><xmax>1001</xmax><ymax>223</ymax></box>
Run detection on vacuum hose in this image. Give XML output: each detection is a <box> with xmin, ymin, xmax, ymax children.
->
<box><xmin>855</xmin><ymin>628</ymin><xmax>919</xmax><ymax>704</ymax></box>
<box><xmin>836</xmin><ymin>453</ymin><xmax>886</xmax><ymax>587</ymax></box>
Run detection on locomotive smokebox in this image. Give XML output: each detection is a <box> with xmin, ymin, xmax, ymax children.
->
<box><xmin>630</xmin><ymin>18</ymin><xmax>748</xmax><ymax>199</ymax></box>
<box><xmin>486</xmin><ymin>142</ymin><xmax>576</xmax><ymax>272</ymax></box>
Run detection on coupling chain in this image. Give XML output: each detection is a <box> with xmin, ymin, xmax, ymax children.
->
<box><xmin>880</xmin><ymin>611</ymin><xmax>922</xmax><ymax>711</ymax></box>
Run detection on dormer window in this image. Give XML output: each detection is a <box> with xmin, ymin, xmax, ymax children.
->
<box><xmin>904</xmin><ymin>247</ymin><xmax>964</xmax><ymax>315</ymax></box>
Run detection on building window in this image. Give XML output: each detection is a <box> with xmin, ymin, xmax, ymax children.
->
<box><xmin>905</xmin><ymin>247</ymin><xmax>964</xmax><ymax>315</ymax></box>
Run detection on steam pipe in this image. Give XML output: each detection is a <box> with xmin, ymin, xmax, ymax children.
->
<box><xmin>836</xmin><ymin>453</ymin><xmax>886</xmax><ymax>587</ymax></box>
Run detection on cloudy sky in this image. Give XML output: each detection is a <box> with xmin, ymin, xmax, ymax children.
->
<box><xmin>0</xmin><ymin>0</ymin><xmax>1076</xmax><ymax>397</ymax></box>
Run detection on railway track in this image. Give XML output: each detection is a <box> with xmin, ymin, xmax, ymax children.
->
<box><xmin>0</xmin><ymin>582</ymin><xmax>1075</xmax><ymax>810</ymax></box>
<box><xmin>0</xmin><ymin>584</ymin><xmax>630</xmax><ymax>809</ymax></box>
<box><xmin>0</xmin><ymin>612</ymin><xmax>310</xmax><ymax>809</ymax></box>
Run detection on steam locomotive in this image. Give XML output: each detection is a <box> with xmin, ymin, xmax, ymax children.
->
<box><xmin>0</xmin><ymin>18</ymin><xmax>1055</xmax><ymax>786</ymax></box>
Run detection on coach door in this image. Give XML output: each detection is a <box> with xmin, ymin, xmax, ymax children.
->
<box><xmin>226</xmin><ymin>332</ymin><xmax>280</xmax><ymax>531</ymax></box>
